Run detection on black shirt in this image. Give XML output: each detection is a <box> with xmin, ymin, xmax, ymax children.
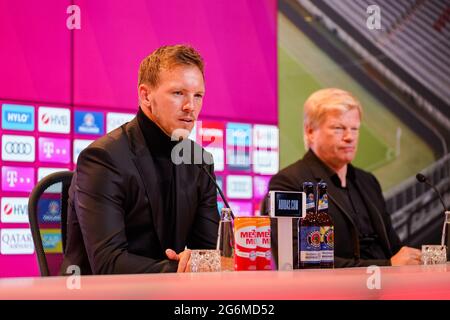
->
<box><xmin>137</xmin><ymin>107</ymin><xmax>178</xmax><ymax>249</ymax></box>
<box><xmin>318</xmin><ymin>158</ymin><xmax>388</xmax><ymax>260</ymax></box>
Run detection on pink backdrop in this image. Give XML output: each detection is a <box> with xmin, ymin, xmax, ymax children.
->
<box><xmin>0</xmin><ymin>0</ymin><xmax>277</xmax><ymax>277</ymax></box>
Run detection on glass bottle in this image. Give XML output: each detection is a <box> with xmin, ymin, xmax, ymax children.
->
<box><xmin>216</xmin><ymin>207</ymin><xmax>235</xmax><ymax>271</ymax></box>
<box><xmin>299</xmin><ymin>182</ymin><xmax>321</xmax><ymax>269</ymax></box>
<box><xmin>316</xmin><ymin>182</ymin><xmax>334</xmax><ymax>268</ymax></box>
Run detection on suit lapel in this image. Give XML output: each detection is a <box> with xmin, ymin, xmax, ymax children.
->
<box><xmin>125</xmin><ymin>118</ymin><xmax>168</xmax><ymax>250</ymax></box>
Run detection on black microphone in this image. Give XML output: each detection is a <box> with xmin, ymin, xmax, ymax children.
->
<box><xmin>176</xmin><ymin>134</ymin><xmax>235</xmax><ymax>219</ymax></box>
<box><xmin>176</xmin><ymin>134</ymin><xmax>234</xmax><ymax>219</ymax></box>
<box><xmin>192</xmin><ymin>142</ymin><xmax>234</xmax><ymax>220</ymax></box>
<box><xmin>200</xmin><ymin>163</ymin><xmax>235</xmax><ymax>220</ymax></box>
<box><xmin>416</xmin><ymin>173</ymin><xmax>447</xmax><ymax>212</ymax></box>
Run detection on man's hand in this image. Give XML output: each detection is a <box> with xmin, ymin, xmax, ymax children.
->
<box><xmin>390</xmin><ymin>246</ymin><xmax>422</xmax><ymax>266</ymax></box>
<box><xmin>165</xmin><ymin>248</ymin><xmax>192</xmax><ymax>272</ymax></box>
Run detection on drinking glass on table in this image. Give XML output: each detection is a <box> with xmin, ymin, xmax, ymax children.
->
<box><xmin>421</xmin><ymin>245</ymin><xmax>447</xmax><ymax>265</ymax></box>
<box><xmin>190</xmin><ymin>249</ymin><xmax>221</xmax><ymax>272</ymax></box>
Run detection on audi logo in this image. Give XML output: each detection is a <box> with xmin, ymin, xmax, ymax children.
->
<box><xmin>4</xmin><ymin>142</ymin><xmax>33</xmax><ymax>154</ymax></box>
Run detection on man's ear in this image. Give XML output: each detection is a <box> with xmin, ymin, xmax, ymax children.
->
<box><xmin>304</xmin><ymin>124</ymin><xmax>315</xmax><ymax>148</ymax></box>
<box><xmin>138</xmin><ymin>83</ymin><xmax>152</xmax><ymax>110</ymax></box>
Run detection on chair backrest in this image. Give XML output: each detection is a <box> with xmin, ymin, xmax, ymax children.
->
<box><xmin>28</xmin><ymin>171</ymin><xmax>74</xmax><ymax>277</ymax></box>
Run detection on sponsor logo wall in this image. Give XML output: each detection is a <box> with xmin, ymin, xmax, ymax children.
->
<box><xmin>0</xmin><ymin>103</ymin><xmax>140</xmax><ymax>277</ymax></box>
<box><xmin>196</xmin><ymin>121</ymin><xmax>279</xmax><ymax>217</ymax></box>
<box><xmin>0</xmin><ymin>102</ymin><xmax>279</xmax><ymax>276</ymax></box>
<box><xmin>0</xmin><ymin>0</ymin><xmax>277</xmax><ymax>277</ymax></box>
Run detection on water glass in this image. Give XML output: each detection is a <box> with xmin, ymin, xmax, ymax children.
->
<box><xmin>190</xmin><ymin>249</ymin><xmax>221</xmax><ymax>272</ymax></box>
<box><xmin>421</xmin><ymin>245</ymin><xmax>447</xmax><ymax>265</ymax></box>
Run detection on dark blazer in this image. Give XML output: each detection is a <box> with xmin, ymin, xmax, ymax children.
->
<box><xmin>266</xmin><ymin>150</ymin><xmax>402</xmax><ymax>268</ymax></box>
<box><xmin>61</xmin><ymin>117</ymin><xmax>219</xmax><ymax>274</ymax></box>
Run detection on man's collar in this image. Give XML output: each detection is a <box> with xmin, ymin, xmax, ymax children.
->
<box><xmin>137</xmin><ymin>107</ymin><xmax>177</xmax><ymax>156</ymax></box>
<box><xmin>305</xmin><ymin>149</ymin><xmax>356</xmax><ymax>187</ymax></box>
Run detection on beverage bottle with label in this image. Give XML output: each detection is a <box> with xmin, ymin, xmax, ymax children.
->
<box><xmin>316</xmin><ymin>182</ymin><xmax>334</xmax><ymax>268</ymax></box>
<box><xmin>299</xmin><ymin>182</ymin><xmax>321</xmax><ymax>269</ymax></box>
<box><xmin>216</xmin><ymin>207</ymin><xmax>235</xmax><ymax>271</ymax></box>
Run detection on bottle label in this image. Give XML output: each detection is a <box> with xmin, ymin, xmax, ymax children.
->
<box><xmin>320</xmin><ymin>226</ymin><xmax>334</xmax><ymax>262</ymax></box>
<box><xmin>305</xmin><ymin>192</ymin><xmax>315</xmax><ymax>211</ymax></box>
<box><xmin>300</xmin><ymin>226</ymin><xmax>321</xmax><ymax>263</ymax></box>
<box><xmin>318</xmin><ymin>194</ymin><xmax>328</xmax><ymax>211</ymax></box>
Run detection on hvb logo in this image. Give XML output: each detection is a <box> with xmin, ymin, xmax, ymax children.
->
<box><xmin>4</xmin><ymin>204</ymin><xmax>12</xmax><ymax>215</ymax></box>
<box><xmin>1</xmin><ymin>197</ymin><xmax>29</xmax><ymax>223</ymax></box>
<box><xmin>38</xmin><ymin>107</ymin><xmax>71</xmax><ymax>133</ymax></box>
<box><xmin>1</xmin><ymin>104</ymin><xmax>35</xmax><ymax>131</ymax></box>
<box><xmin>41</xmin><ymin>113</ymin><xmax>50</xmax><ymax>124</ymax></box>
<box><xmin>1</xmin><ymin>166</ymin><xmax>35</xmax><ymax>192</ymax></box>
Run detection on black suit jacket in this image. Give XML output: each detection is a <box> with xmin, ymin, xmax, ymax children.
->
<box><xmin>266</xmin><ymin>150</ymin><xmax>402</xmax><ymax>267</ymax></box>
<box><xmin>61</xmin><ymin>117</ymin><xmax>219</xmax><ymax>274</ymax></box>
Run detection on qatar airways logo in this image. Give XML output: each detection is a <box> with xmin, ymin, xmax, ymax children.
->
<box><xmin>1</xmin><ymin>166</ymin><xmax>35</xmax><ymax>192</ymax></box>
<box><xmin>38</xmin><ymin>107</ymin><xmax>71</xmax><ymax>133</ymax></box>
<box><xmin>106</xmin><ymin>112</ymin><xmax>134</xmax><ymax>133</ymax></box>
<box><xmin>38</xmin><ymin>137</ymin><xmax>71</xmax><ymax>164</ymax></box>
<box><xmin>0</xmin><ymin>228</ymin><xmax>34</xmax><ymax>255</ymax></box>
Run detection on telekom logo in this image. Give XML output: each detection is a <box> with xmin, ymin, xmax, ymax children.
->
<box><xmin>38</xmin><ymin>138</ymin><xmax>70</xmax><ymax>164</ymax></box>
<box><xmin>6</xmin><ymin>170</ymin><xmax>18</xmax><ymax>187</ymax></box>
<box><xmin>2</xmin><ymin>166</ymin><xmax>35</xmax><ymax>193</ymax></box>
<box><xmin>41</xmin><ymin>113</ymin><xmax>50</xmax><ymax>124</ymax></box>
<box><xmin>43</xmin><ymin>142</ymin><xmax>54</xmax><ymax>158</ymax></box>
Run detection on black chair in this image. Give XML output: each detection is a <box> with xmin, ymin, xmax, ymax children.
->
<box><xmin>28</xmin><ymin>171</ymin><xmax>74</xmax><ymax>276</ymax></box>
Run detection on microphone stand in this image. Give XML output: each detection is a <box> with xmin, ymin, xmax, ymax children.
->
<box><xmin>416</xmin><ymin>173</ymin><xmax>449</xmax><ymax>249</ymax></box>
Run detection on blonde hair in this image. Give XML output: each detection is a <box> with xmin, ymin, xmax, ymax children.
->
<box><xmin>138</xmin><ymin>44</ymin><xmax>204</xmax><ymax>88</ymax></box>
<box><xmin>303</xmin><ymin>88</ymin><xmax>362</xmax><ymax>148</ymax></box>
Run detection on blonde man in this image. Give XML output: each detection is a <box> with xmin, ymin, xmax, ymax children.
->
<box><xmin>62</xmin><ymin>45</ymin><xmax>218</xmax><ymax>275</ymax></box>
<box><xmin>268</xmin><ymin>88</ymin><xmax>421</xmax><ymax>267</ymax></box>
